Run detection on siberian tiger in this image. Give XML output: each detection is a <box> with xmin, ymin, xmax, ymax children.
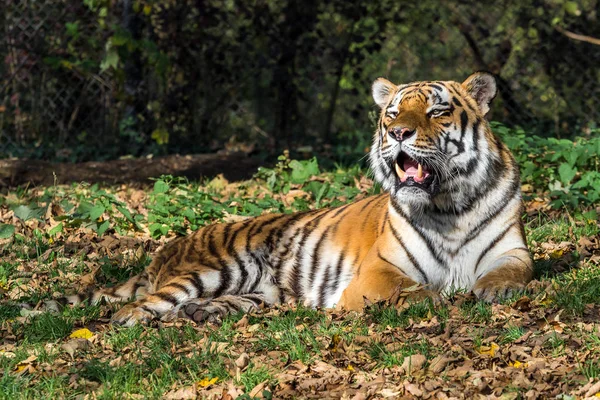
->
<box><xmin>62</xmin><ymin>72</ymin><xmax>532</xmax><ymax>326</ymax></box>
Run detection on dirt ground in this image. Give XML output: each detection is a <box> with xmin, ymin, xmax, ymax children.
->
<box><xmin>0</xmin><ymin>152</ymin><xmax>263</xmax><ymax>188</ymax></box>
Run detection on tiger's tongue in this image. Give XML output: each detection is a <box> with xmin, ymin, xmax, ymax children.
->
<box><xmin>402</xmin><ymin>159</ymin><xmax>429</xmax><ymax>183</ymax></box>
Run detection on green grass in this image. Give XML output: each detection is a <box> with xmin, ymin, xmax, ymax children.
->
<box><xmin>368</xmin><ymin>337</ymin><xmax>435</xmax><ymax>368</ymax></box>
<box><xmin>499</xmin><ymin>325</ymin><xmax>526</xmax><ymax>344</ymax></box>
<box><xmin>365</xmin><ymin>298</ymin><xmax>446</xmax><ymax>330</ymax></box>
<box><xmin>0</xmin><ymin>149</ymin><xmax>599</xmax><ymax>397</ymax></box>
<box><xmin>236</xmin><ymin>363</ymin><xmax>274</xmax><ymax>392</ymax></box>
<box><xmin>253</xmin><ymin>307</ymin><xmax>324</xmax><ymax>363</ymax></box>
<box><xmin>544</xmin><ymin>332</ymin><xmax>565</xmax><ymax>356</ymax></box>
<box><xmin>21</xmin><ymin>314</ymin><xmax>73</xmax><ymax>343</ymax></box>
<box><xmin>551</xmin><ymin>263</ymin><xmax>600</xmax><ymax>315</ymax></box>
<box><xmin>459</xmin><ymin>300</ymin><xmax>492</xmax><ymax>324</ymax></box>
<box><xmin>579</xmin><ymin>359</ymin><xmax>600</xmax><ymax>380</ymax></box>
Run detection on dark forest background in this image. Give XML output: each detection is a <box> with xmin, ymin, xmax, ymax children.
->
<box><xmin>1</xmin><ymin>0</ymin><xmax>599</xmax><ymax>163</ymax></box>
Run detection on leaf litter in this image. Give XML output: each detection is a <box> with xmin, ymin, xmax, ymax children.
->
<box><xmin>0</xmin><ymin>169</ymin><xmax>599</xmax><ymax>399</ymax></box>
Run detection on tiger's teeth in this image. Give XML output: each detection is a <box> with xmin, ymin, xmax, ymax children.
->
<box><xmin>417</xmin><ymin>163</ymin><xmax>423</xmax><ymax>179</ymax></box>
<box><xmin>395</xmin><ymin>163</ymin><xmax>405</xmax><ymax>180</ymax></box>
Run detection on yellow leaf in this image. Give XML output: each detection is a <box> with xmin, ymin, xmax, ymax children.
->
<box><xmin>143</xmin><ymin>5</ymin><xmax>152</xmax><ymax>15</ymax></box>
<box><xmin>15</xmin><ymin>365</ymin><xmax>26</xmax><ymax>372</ymax></box>
<box><xmin>346</xmin><ymin>364</ymin><xmax>355</xmax><ymax>372</ymax></box>
<box><xmin>540</xmin><ymin>298</ymin><xmax>553</xmax><ymax>306</ymax></box>
<box><xmin>550</xmin><ymin>249</ymin><xmax>564</xmax><ymax>259</ymax></box>
<box><xmin>69</xmin><ymin>328</ymin><xmax>94</xmax><ymax>339</ymax></box>
<box><xmin>509</xmin><ymin>360</ymin><xmax>527</xmax><ymax>368</ymax></box>
<box><xmin>476</xmin><ymin>342</ymin><xmax>500</xmax><ymax>357</ymax></box>
<box><xmin>198</xmin><ymin>377</ymin><xmax>218</xmax><ymax>387</ymax></box>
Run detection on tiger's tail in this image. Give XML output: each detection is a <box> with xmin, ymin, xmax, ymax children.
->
<box><xmin>57</xmin><ymin>271</ymin><xmax>151</xmax><ymax>307</ymax></box>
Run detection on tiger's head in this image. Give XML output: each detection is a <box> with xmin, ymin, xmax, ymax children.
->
<box><xmin>369</xmin><ymin>72</ymin><xmax>501</xmax><ymax>210</ymax></box>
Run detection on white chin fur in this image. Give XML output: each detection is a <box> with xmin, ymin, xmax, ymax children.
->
<box><xmin>392</xmin><ymin>186</ymin><xmax>432</xmax><ymax>206</ymax></box>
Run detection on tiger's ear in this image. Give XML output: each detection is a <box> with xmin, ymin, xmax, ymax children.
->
<box><xmin>461</xmin><ymin>72</ymin><xmax>497</xmax><ymax>116</ymax></box>
<box><xmin>372</xmin><ymin>78</ymin><xmax>397</xmax><ymax>109</ymax></box>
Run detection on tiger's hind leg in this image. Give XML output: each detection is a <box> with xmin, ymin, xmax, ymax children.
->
<box><xmin>175</xmin><ymin>292</ymin><xmax>278</xmax><ymax>324</ymax></box>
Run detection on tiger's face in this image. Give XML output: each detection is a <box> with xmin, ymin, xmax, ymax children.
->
<box><xmin>369</xmin><ymin>72</ymin><xmax>498</xmax><ymax>209</ymax></box>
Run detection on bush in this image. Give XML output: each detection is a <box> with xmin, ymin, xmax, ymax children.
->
<box><xmin>494</xmin><ymin>122</ymin><xmax>600</xmax><ymax>208</ymax></box>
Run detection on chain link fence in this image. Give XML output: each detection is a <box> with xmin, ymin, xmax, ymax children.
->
<box><xmin>1</xmin><ymin>0</ymin><xmax>599</xmax><ymax>161</ymax></box>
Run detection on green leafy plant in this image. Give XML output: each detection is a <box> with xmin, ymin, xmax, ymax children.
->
<box><xmin>494</xmin><ymin>123</ymin><xmax>600</xmax><ymax>208</ymax></box>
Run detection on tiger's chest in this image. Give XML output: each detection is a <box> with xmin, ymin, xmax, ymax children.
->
<box><xmin>383</xmin><ymin>200</ymin><xmax>521</xmax><ymax>293</ymax></box>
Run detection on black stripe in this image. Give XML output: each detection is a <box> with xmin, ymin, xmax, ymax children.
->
<box><xmin>330</xmin><ymin>243</ymin><xmax>348</xmax><ymax>299</ymax></box>
<box><xmin>246</xmin><ymin>215</ymin><xmax>285</xmax><ymax>275</ymax></box>
<box><xmin>472</xmin><ymin>119</ymin><xmax>480</xmax><ymax>151</ymax></box>
<box><xmin>242</xmin><ymin>294</ymin><xmax>267</xmax><ymax>305</ymax></box>
<box><xmin>224</xmin><ymin>221</ymin><xmax>246</xmax><ymax>250</ymax></box>
<box><xmin>429</xmin><ymin>83</ymin><xmax>443</xmax><ymax>92</ymax></box>
<box><xmin>141</xmin><ymin>305</ymin><xmax>156</xmax><ymax>315</ymax></box>
<box><xmin>460</xmin><ymin>110</ymin><xmax>468</xmax><ymax>140</ymax></box>
<box><xmin>248</xmin><ymin>265</ymin><xmax>263</xmax><ymax>294</ymax></box>
<box><xmin>213</xmin><ymin>264</ymin><xmax>231</xmax><ymax>297</ymax></box>
<box><xmin>360</xmin><ymin>195</ymin><xmax>381</xmax><ymax>232</ymax></box>
<box><xmin>318</xmin><ymin>266</ymin><xmax>331</xmax><ymax>308</ymax></box>
<box><xmin>290</xmin><ymin>211</ymin><xmax>329</xmax><ymax>297</ymax></box>
<box><xmin>206</xmin><ymin>224</ymin><xmax>234</xmax><ymax>296</ymax></box>
<box><xmin>266</xmin><ymin>210</ymin><xmax>317</xmax><ymax>251</ymax></box>
<box><xmin>474</xmin><ymin>221</ymin><xmax>517</xmax><ymax>277</ymax></box>
<box><xmin>206</xmin><ymin>224</ymin><xmax>221</xmax><ymax>258</ymax></box>
<box><xmin>132</xmin><ymin>281</ymin><xmax>144</xmax><ymax>296</ymax></box>
<box><xmin>169</xmin><ymin>282</ymin><xmax>191</xmax><ymax>297</ymax></box>
<box><xmin>272</xmin><ymin>210</ymin><xmax>327</xmax><ymax>288</ymax></box>
<box><xmin>153</xmin><ymin>292</ymin><xmax>179</xmax><ymax>305</ymax></box>
<box><xmin>308</xmin><ymin>225</ymin><xmax>332</xmax><ymax>289</ymax></box>
<box><xmin>332</xmin><ymin>202</ymin><xmax>352</xmax><ymax>217</ymax></box>
<box><xmin>226</xmin><ymin>222</ymin><xmax>250</xmax><ymax>293</ymax></box>
<box><xmin>391</xmin><ymin>201</ymin><xmax>447</xmax><ymax>271</ymax></box>
<box><xmin>387</xmin><ymin>220</ymin><xmax>429</xmax><ymax>283</ymax></box>
<box><xmin>188</xmin><ymin>272</ymin><xmax>204</xmax><ymax>297</ymax></box>
<box><xmin>376</xmin><ymin>251</ymin><xmax>411</xmax><ymax>281</ymax></box>
<box><xmin>270</xmin><ymin>214</ymin><xmax>316</xmax><ymax>263</ymax></box>
<box><xmin>456</xmin><ymin>176</ymin><xmax>520</xmax><ymax>250</ymax></box>
<box><xmin>443</xmin><ymin>158</ymin><xmax>505</xmax><ymax>216</ymax></box>
<box><xmin>380</xmin><ymin>208</ymin><xmax>389</xmax><ymax>234</ymax></box>
<box><xmin>217</xmin><ymin>298</ymin><xmax>240</xmax><ymax>312</ymax></box>
<box><xmin>222</xmin><ymin>223</ymin><xmax>233</xmax><ymax>248</ymax></box>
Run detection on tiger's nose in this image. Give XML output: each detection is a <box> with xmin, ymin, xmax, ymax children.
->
<box><xmin>389</xmin><ymin>127</ymin><xmax>415</xmax><ymax>141</ymax></box>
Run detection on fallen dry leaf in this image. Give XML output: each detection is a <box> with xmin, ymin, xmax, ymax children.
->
<box><xmin>400</xmin><ymin>354</ymin><xmax>427</xmax><ymax>374</ymax></box>
<box><xmin>62</xmin><ymin>338</ymin><xmax>92</xmax><ymax>359</ymax></box>
<box><xmin>164</xmin><ymin>384</ymin><xmax>197</xmax><ymax>400</ymax></box>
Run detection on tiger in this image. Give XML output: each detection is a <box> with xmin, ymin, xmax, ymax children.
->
<box><xmin>59</xmin><ymin>72</ymin><xmax>532</xmax><ymax>326</ymax></box>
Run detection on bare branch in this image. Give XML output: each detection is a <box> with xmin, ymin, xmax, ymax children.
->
<box><xmin>555</xmin><ymin>25</ymin><xmax>600</xmax><ymax>46</ymax></box>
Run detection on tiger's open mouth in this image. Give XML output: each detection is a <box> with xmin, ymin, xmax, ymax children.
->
<box><xmin>394</xmin><ymin>152</ymin><xmax>436</xmax><ymax>191</ymax></box>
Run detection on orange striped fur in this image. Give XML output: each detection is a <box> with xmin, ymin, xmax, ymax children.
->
<box><xmin>60</xmin><ymin>72</ymin><xmax>532</xmax><ymax>326</ymax></box>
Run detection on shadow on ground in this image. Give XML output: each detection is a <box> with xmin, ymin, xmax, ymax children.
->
<box><xmin>0</xmin><ymin>152</ymin><xmax>264</xmax><ymax>188</ymax></box>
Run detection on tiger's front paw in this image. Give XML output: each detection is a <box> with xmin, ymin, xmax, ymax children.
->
<box><xmin>473</xmin><ymin>281</ymin><xmax>525</xmax><ymax>302</ymax></box>
<box><xmin>111</xmin><ymin>304</ymin><xmax>154</xmax><ymax>327</ymax></box>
